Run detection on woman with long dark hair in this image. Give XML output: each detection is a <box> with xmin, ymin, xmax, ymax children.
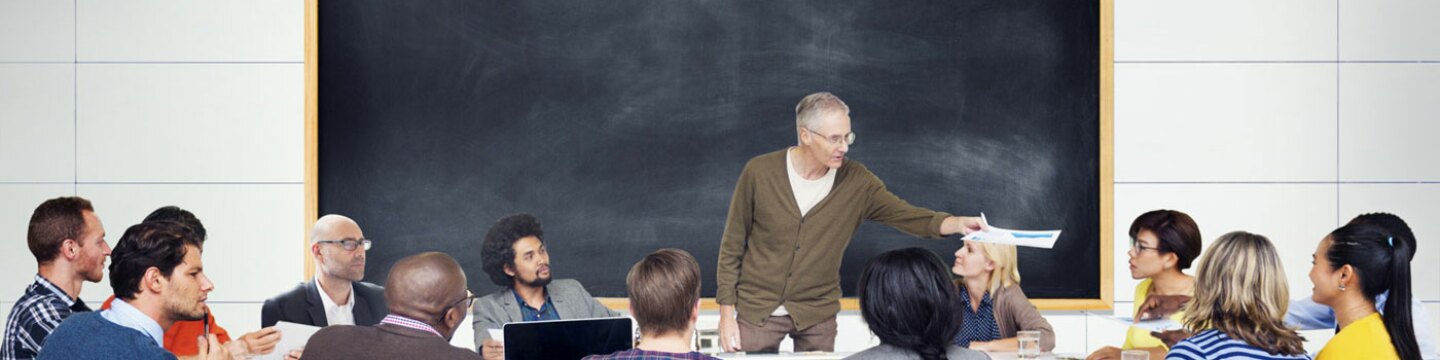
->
<box><xmin>1310</xmin><ymin>223</ymin><xmax>1420</xmax><ymax>360</ymax></box>
<box><xmin>846</xmin><ymin>248</ymin><xmax>988</xmax><ymax>360</ymax></box>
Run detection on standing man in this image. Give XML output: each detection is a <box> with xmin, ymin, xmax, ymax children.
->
<box><xmin>717</xmin><ymin>92</ymin><xmax>984</xmax><ymax>352</ymax></box>
<box><xmin>472</xmin><ymin>214</ymin><xmax>619</xmax><ymax>360</ymax></box>
<box><xmin>262</xmin><ymin>214</ymin><xmax>387</xmax><ymax>328</ymax></box>
<box><xmin>2</xmin><ymin>197</ymin><xmax>110</xmax><ymax>360</ymax></box>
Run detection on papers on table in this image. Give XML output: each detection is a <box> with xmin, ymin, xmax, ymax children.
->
<box><xmin>961</xmin><ymin>213</ymin><xmax>1062</xmax><ymax>249</ymax></box>
<box><xmin>1097</xmin><ymin>314</ymin><xmax>1184</xmax><ymax>332</ymax></box>
<box><xmin>257</xmin><ymin>321</ymin><xmax>321</xmax><ymax>360</ymax></box>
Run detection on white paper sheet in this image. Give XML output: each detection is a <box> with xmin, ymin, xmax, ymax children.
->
<box><xmin>1097</xmin><ymin>314</ymin><xmax>1184</xmax><ymax>332</ymax></box>
<box><xmin>961</xmin><ymin>213</ymin><xmax>1062</xmax><ymax>249</ymax></box>
<box><xmin>487</xmin><ymin>328</ymin><xmax>504</xmax><ymax>342</ymax></box>
<box><xmin>256</xmin><ymin>321</ymin><xmax>322</xmax><ymax>360</ymax></box>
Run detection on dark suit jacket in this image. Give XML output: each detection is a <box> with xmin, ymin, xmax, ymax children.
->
<box><xmin>260</xmin><ymin>280</ymin><xmax>388</xmax><ymax>328</ymax></box>
<box><xmin>302</xmin><ymin>323</ymin><xmax>482</xmax><ymax>360</ymax></box>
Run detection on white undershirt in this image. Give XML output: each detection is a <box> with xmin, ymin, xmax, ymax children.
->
<box><xmin>774</xmin><ymin>148</ymin><xmax>836</xmax><ymax>316</ymax></box>
<box><xmin>786</xmin><ymin>147</ymin><xmax>835</xmax><ymax>217</ymax></box>
<box><xmin>316</xmin><ymin>277</ymin><xmax>356</xmax><ymax>326</ymax></box>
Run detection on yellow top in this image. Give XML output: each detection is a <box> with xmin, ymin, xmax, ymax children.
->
<box><xmin>1122</xmin><ymin>278</ymin><xmax>1185</xmax><ymax>350</ymax></box>
<box><xmin>1317</xmin><ymin>312</ymin><xmax>1399</xmax><ymax>360</ymax></box>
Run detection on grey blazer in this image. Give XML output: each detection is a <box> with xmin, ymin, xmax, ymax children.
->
<box><xmin>470</xmin><ymin>279</ymin><xmax>621</xmax><ymax>349</ymax></box>
<box><xmin>843</xmin><ymin>344</ymin><xmax>990</xmax><ymax>360</ymax></box>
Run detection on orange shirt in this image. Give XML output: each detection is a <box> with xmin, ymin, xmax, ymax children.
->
<box><xmin>101</xmin><ymin>295</ymin><xmax>232</xmax><ymax>356</ymax></box>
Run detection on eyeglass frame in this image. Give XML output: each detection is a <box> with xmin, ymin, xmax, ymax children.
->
<box><xmin>315</xmin><ymin>238</ymin><xmax>372</xmax><ymax>251</ymax></box>
<box><xmin>804</xmin><ymin>128</ymin><xmax>855</xmax><ymax>146</ymax></box>
<box><xmin>1127</xmin><ymin>239</ymin><xmax>1163</xmax><ymax>255</ymax></box>
<box><xmin>445</xmin><ymin>291</ymin><xmax>478</xmax><ymax>311</ymax></box>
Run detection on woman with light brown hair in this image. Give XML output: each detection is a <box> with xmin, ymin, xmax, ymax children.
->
<box><xmin>1165</xmin><ymin>231</ymin><xmax>1310</xmax><ymax>360</ymax></box>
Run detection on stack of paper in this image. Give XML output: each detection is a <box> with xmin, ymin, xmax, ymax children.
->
<box><xmin>961</xmin><ymin>213</ymin><xmax>1062</xmax><ymax>249</ymax></box>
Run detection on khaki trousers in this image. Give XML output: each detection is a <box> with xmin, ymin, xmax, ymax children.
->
<box><xmin>737</xmin><ymin>315</ymin><xmax>838</xmax><ymax>352</ymax></box>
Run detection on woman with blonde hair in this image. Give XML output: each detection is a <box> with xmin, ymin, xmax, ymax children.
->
<box><xmin>1166</xmin><ymin>231</ymin><xmax>1310</xmax><ymax>359</ymax></box>
<box><xmin>950</xmin><ymin>240</ymin><xmax>1054</xmax><ymax>352</ymax></box>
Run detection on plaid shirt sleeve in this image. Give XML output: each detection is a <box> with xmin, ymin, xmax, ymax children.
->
<box><xmin>2</xmin><ymin>284</ymin><xmax>77</xmax><ymax>360</ymax></box>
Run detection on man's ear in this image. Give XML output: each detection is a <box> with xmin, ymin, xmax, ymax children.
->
<box><xmin>504</xmin><ymin>263</ymin><xmax>517</xmax><ymax>277</ymax></box>
<box><xmin>144</xmin><ymin>266</ymin><xmax>166</xmax><ymax>295</ymax></box>
<box><xmin>60</xmin><ymin>239</ymin><xmax>80</xmax><ymax>261</ymax></box>
<box><xmin>691</xmin><ymin>299</ymin><xmax>701</xmax><ymax>322</ymax></box>
<box><xmin>311</xmin><ymin>243</ymin><xmax>324</xmax><ymax>263</ymax></box>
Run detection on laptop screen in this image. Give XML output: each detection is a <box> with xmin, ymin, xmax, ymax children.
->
<box><xmin>503</xmin><ymin>317</ymin><xmax>634</xmax><ymax>360</ymax></box>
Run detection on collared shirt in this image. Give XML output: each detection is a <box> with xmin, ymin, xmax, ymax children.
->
<box><xmin>2</xmin><ymin>275</ymin><xmax>91</xmax><ymax>360</ymax></box>
<box><xmin>954</xmin><ymin>287</ymin><xmax>1000</xmax><ymax>348</ymax></box>
<box><xmin>379</xmin><ymin>315</ymin><xmax>442</xmax><ymax>338</ymax></box>
<box><xmin>100</xmin><ymin>298</ymin><xmax>165</xmax><ymax>347</ymax></box>
<box><xmin>582</xmin><ymin>348</ymin><xmax>723</xmax><ymax>360</ymax></box>
<box><xmin>316</xmin><ymin>278</ymin><xmax>356</xmax><ymax>326</ymax></box>
<box><xmin>512</xmin><ymin>290</ymin><xmax>560</xmax><ymax>322</ymax></box>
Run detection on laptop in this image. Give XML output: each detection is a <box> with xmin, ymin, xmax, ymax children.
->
<box><xmin>503</xmin><ymin>317</ymin><xmax>634</xmax><ymax>360</ymax></box>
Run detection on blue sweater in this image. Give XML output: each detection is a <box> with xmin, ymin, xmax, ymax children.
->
<box><xmin>36</xmin><ymin>312</ymin><xmax>176</xmax><ymax>360</ymax></box>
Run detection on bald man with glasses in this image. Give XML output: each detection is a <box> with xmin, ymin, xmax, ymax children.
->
<box><xmin>716</xmin><ymin>92</ymin><xmax>986</xmax><ymax>352</ymax></box>
<box><xmin>262</xmin><ymin>215</ymin><xmax>389</xmax><ymax>328</ymax></box>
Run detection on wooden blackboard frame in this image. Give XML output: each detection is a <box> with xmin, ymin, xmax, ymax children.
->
<box><xmin>301</xmin><ymin>0</ymin><xmax>1115</xmax><ymax>311</ymax></box>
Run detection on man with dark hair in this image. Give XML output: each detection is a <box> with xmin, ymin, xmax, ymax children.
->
<box><xmin>2</xmin><ymin>196</ymin><xmax>109</xmax><ymax>360</ymax></box>
<box><xmin>304</xmin><ymin>252</ymin><xmax>481</xmax><ymax>360</ymax></box>
<box><xmin>263</xmin><ymin>214</ymin><xmax>387</xmax><ymax>328</ymax></box>
<box><xmin>585</xmin><ymin>249</ymin><xmax>719</xmax><ymax>360</ymax></box>
<box><xmin>472</xmin><ymin>213</ymin><xmax>618</xmax><ymax>360</ymax></box>
<box><xmin>1286</xmin><ymin>212</ymin><xmax>1437</xmax><ymax>359</ymax></box>
<box><xmin>37</xmin><ymin>221</ymin><xmax>229</xmax><ymax>360</ymax></box>
<box><xmin>100</xmin><ymin>206</ymin><xmax>284</xmax><ymax>358</ymax></box>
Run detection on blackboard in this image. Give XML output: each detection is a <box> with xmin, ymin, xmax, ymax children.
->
<box><xmin>317</xmin><ymin>0</ymin><xmax>1103</xmax><ymax>302</ymax></box>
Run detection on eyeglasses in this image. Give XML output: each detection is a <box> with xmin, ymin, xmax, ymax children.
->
<box><xmin>316</xmin><ymin>238</ymin><xmax>372</xmax><ymax>251</ymax></box>
<box><xmin>1128</xmin><ymin>240</ymin><xmax>1161</xmax><ymax>254</ymax></box>
<box><xmin>445</xmin><ymin>291</ymin><xmax>478</xmax><ymax>313</ymax></box>
<box><xmin>805</xmin><ymin>128</ymin><xmax>856</xmax><ymax>146</ymax></box>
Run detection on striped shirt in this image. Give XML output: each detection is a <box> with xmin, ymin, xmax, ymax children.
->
<box><xmin>2</xmin><ymin>275</ymin><xmax>91</xmax><ymax>360</ymax></box>
<box><xmin>1167</xmin><ymin>329</ymin><xmax>1313</xmax><ymax>360</ymax></box>
<box><xmin>582</xmin><ymin>349</ymin><xmax>722</xmax><ymax>360</ymax></box>
<box><xmin>953</xmin><ymin>288</ymin><xmax>1000</xmax><ymax>348</ymax></box>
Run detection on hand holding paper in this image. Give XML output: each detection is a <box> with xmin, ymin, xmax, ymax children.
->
<box><xmin>960</xmin><ymin>213</ymin><xmax>1062</xmax><ymax>249</ymax></box>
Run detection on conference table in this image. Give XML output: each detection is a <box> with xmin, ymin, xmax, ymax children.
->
<box><xmin>714</xmin><ymin>352</ymin><xmax>1088</xmax><ymax>359</ymax></box>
